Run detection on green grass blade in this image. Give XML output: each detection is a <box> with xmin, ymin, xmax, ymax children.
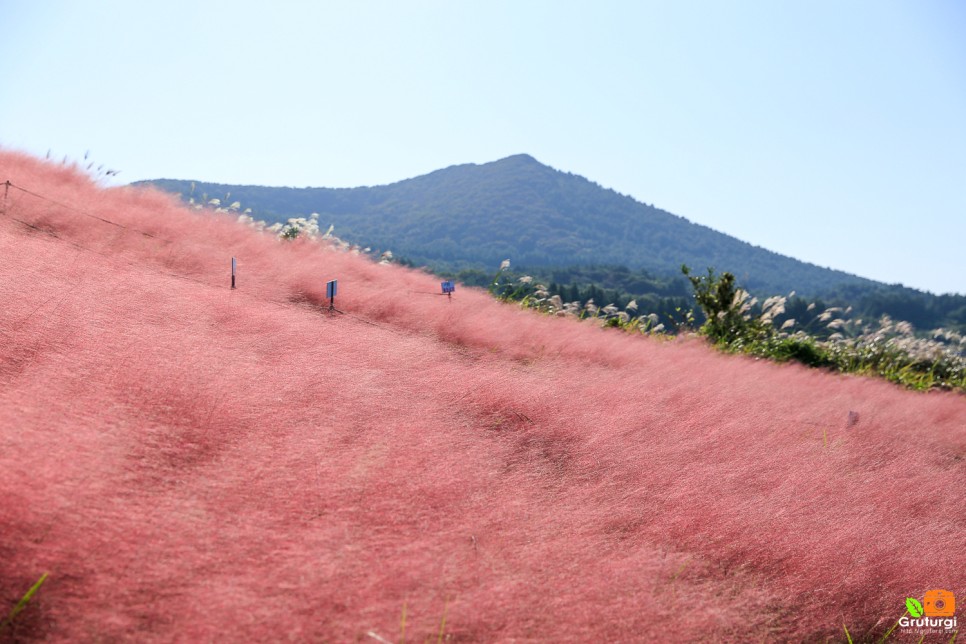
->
<box><xmin>0</xmin><ymin>572</ymin><xmax>49</xmax><ymax>632</ymax></box>
<box><xmin>437</xmin><ymin>601</ymin><xmax>449</xmax><ymax>644</ymax></box>
<box><xmin>878</xmin><ymin>612</ymin><xmax>906</xmax><ymax>643</ymax></box>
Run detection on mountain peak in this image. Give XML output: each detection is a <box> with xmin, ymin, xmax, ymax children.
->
<box><xmin>493</xmin><ymin>153</ymin><xmax>543</xmax><ymax>166</ymax></box>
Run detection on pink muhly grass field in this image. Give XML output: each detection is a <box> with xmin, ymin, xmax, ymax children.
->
<box><xmin>1</xmin><ymin>151</ymin><xmax>963</xmax><ymax>642</ymax></box>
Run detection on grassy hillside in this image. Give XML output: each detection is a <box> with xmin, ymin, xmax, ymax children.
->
<box><xmin>139</xmin><ymin>154</ymin><xmax>880</xmax><ymax>297</ymax></box>
<box><xmin>3</xmin><ymin>152</ymin><xmax>964</xmax><ymax>642</ymax></box>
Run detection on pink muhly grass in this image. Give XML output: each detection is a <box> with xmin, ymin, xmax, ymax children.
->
<box><xmin>0</xmin><ymin>151</ymin><xmax>963</xmax><ymax>642</ymax></box>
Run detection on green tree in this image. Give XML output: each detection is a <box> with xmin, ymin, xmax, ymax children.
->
<box><xmin>682</xmin><ymin>265</ymin><xmax>765</xmax><ymax>344</ymax></box>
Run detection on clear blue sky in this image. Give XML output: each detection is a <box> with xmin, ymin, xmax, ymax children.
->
<box><xmin>2</xmin><ymin>1</ymin><xmax>964</xmax><ymax>294</ymax></box>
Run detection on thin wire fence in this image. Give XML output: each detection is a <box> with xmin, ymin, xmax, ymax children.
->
<box><xmin>0</xmin><ymin>179</ymin><xmax>419</xmax><ymax>338</ymax></box>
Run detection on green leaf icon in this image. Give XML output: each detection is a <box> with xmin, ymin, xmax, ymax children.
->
<box><xmin>906</xmin><ymin>598</ymin><xmax>924</xmax><ymax>618</ymax></box>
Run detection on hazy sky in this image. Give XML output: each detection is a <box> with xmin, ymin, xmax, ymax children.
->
<box><xmin>2</xmin><ymin>1</ymin><xmax>964</xmax><ymax>294</ymax></box>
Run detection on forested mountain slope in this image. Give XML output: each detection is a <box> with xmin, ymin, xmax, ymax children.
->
<box><xmin>140</xmin><ymin>154</ymin><xmax>878</xmax><ymax>297</ymax></box>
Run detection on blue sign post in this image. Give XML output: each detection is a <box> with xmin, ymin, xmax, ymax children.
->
<box><xmin>441</xmin><ymin>280</ymin><xmax>455</xmax><ymax>300</ymax></box>
<box><xmin>326</xmin><ymin>279</ymin><xmax>338</xmax><ymax>311</ymax></box>
<box><xmin>231</xmin><ymin>257</ymin><xmax>237</xmax><ymax>289</ymax></box>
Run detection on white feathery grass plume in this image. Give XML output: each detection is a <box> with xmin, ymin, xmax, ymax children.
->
<box><xmin>731</xmin><ymin>289</ymin><xmax>746</xmax><ymax>306</ymax></box>
<box><xmin>759</xmin><ymin>295</ymin><xmax>786</xmax><ymax>324</ymax></box>
<box><xmin>733</xmin><ymin>289</ymin><xmax>755</xmax><ymax>317</ymax></box>
<box><xmin>761</xmin><ymin>295</ymin><xmax>786</xmax><ymax>312</ymax></box>
<box><xmin>817</xmin><ymin>307</ymin><xmax>841</xmax><ymax>322</ymax></box>
<box><xmin>895</xmin><ymin>321</ymin><xmax>914</xmax><ymax>336</ymax></box>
